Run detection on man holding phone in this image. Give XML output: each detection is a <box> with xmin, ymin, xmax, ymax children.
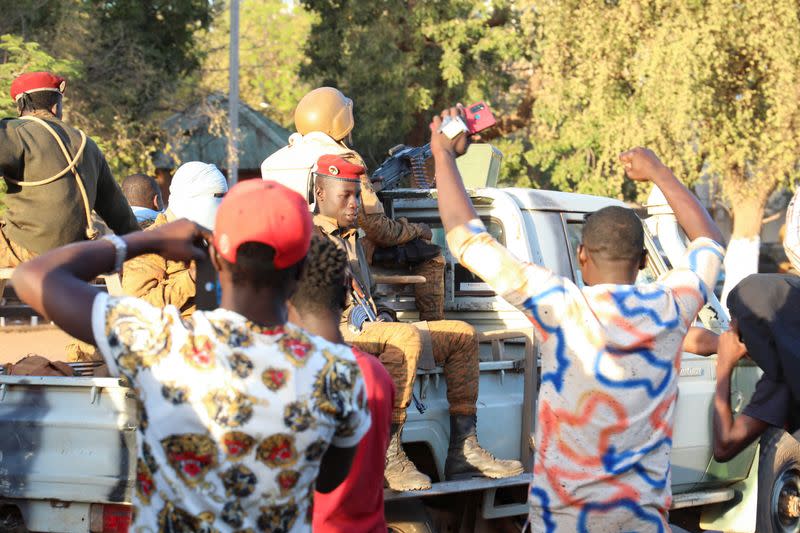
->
<box><xmin>122</xmin><ymin>161</ymin><xmax>227</xmax><ymax>317</ymax></box>
<box><xmin>11</xmin><ymin>180</ymin><xmax>372</xmax><ymax>532</ymax></box>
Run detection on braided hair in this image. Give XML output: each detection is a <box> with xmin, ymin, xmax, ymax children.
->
<box><xmin>290</xmin><ymin>236</ymin><xmax>349</xmax><ymax>315</ymax></box>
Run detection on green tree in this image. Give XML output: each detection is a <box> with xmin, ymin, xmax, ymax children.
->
<box><xmin>300</xmin><ymin>0</ymin><xmax>524</xmax><ymax>167</ymax></box>
<box><xmin>520</xmin><ymin>0</ymin><xmax>800</xmax><ymax>242</ymax></box>
<box><xmin>199</xmin><ymin>0</ymin><xmax>317</xmax><ymax>128</ymax></box>
<box><xmin>1</xmin><ymin>0</ymin><xmax>220</xmax><ymax>177</ymax></box>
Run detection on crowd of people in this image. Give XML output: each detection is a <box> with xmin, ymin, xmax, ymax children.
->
<box><xmin>1</xmin><ymin>70</ymin><xmax>799</xmax><ymax>532</ymax></box>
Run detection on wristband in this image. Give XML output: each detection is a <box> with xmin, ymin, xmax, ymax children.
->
<box><xmin>102</xmin><ymin>234</ymin><xmax>128</xmax><ymax>274</ymax></box>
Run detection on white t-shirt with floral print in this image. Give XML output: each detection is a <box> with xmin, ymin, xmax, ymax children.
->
<box><xmin>91</xmin><ymin>292</ymin><xmax>371</xmax><ymax>532</ymax></box>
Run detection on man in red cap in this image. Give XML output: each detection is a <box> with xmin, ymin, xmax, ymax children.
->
<box><xmin>0</xmin><ymin>71</ymin><xmax>137</xmax><ymax>267</ymax></box>
<box><xmin>11</xmin><ymin>180</ymin><xmax>371</xmax><ymax>532</ymax></box>
<box><xmin>313</xmin><ymin>154</ymin><xmax>523</xmax><ymax>491</ymax></box>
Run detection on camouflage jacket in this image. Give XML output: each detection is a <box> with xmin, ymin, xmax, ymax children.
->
<box><xmin>121</xmin><ymin>213</ymin><xmax>195</xmax><ymax>317</ymax></box>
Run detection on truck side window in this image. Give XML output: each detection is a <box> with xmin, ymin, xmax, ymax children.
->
<box><xmin>428</xmin><ymin>218</ymin><xmax>506</xmax><ymax>296</ymax></box>
<box><xmin>565</xmin><ymin>221</ymin><xmax>658</xmax><ymax>287</ymax></box>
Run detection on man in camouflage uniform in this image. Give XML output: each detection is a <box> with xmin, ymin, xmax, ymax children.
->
<box><xmin>312</xmin><ymin>154</ymin><xmax>523</xmax><ymax>491</ymax></box>
<box><xmin>0</xmin><ymin>72</ymin><xmax>138</xmax><ymax>267</ymax></box>
<box><xmin>122</xmin><ymin>162</ymin><xmax>228</xmax><ymax>318</ymax></box>
<box><xmin>261</xmin><ymin>87</ymin><xmax>445</xmax><ymax>321</ymax></box>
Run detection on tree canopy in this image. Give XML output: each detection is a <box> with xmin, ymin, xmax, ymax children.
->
<box><xmin>1</xmin><ymin>0</ymin><xmax>798</xmax><ymax>242</ymax></box>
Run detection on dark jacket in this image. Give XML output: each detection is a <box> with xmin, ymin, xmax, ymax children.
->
<box><xmin>728</xmin><ymin>273</ymin><xmax>800</xmax><ymax>404</ymax></box>
<box><xmin>0</xmin><ymin>113</ymin><xmax>138</xmax><ymax>253</ymax></box>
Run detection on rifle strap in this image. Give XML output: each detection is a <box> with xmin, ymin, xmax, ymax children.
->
<box><xmin>5</xmin><ymin>116</ymin><xmax>97</xmax><ymax>240</ymax></box>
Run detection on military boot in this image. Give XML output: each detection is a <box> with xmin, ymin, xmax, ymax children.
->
<box><xmin>384</xmin><ymin>423</ymin><xmax>432</xmax><ymax>491</ymax></box>
<box><xmin>444</xmin><ymin>415</ymin><xmax>525</xmax><ymax>480</ymax></box>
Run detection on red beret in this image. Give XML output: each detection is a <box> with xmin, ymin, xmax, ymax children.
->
<box><xmin>313</xmin><ymin>154</ymin><xmax>365</xmax><ymax>182</ymax></box>
<box><xmin>10</xmin><ymin>72</ymin><xmax>66</xmax><ymax>102</ymax></box>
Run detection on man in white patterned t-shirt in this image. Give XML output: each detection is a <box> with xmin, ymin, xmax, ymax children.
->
<box><xmin>13</xmin><ymin>179</ymin><xmax>371</xmax><ymax>532</ymax></box>
<box><xmin>428</xmin><ymin>106</ymin><xmax>725</xmax><ymax>532</ymax></box>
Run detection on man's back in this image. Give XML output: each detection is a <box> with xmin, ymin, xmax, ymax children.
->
<box><xmin>0</xmin><ymin>115</ymin><xmax>136</xmax><ymax>253</ymax></box>
<box><xmin>314</xmin><ymin>348</ymin><xmax>395</xmax><ymax>533</ymax></box>
<box><xmin>530</xmin><ymin>277</ymin><xmax>704</xmax><ymax>530</ymax></box>
<box><xmin>92</xmin><ymin>293</ymin><xmax>371</xmax><ymax>532</ymax></box>
<box><xmin>447</xmin><ymin>222</ymin><xmax>723</xmax><ymax>531</ymax></box>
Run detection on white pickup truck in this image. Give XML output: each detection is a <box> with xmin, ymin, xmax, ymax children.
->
<box><xmin>0</xmin><ymin>184</ymin><xmax>796</xmax><ymax>533</ymax></box>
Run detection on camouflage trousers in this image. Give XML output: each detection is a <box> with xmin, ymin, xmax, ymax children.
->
<box><xmin>413</xmin><ymin>255</ymin><xmax>445</xmax><ymax>322</ymax></box>
<box><xmin>343</xmin><ymin>319</ymin><xmax>479</xmax><ymax>424</ymax></box>
<box><xmin>0</xmin><ymin>226</ymin><xmax>36</xmax><ymax>267</ymax></box>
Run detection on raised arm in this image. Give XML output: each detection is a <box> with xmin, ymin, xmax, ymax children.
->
<box><xmin>12</xmin><ymin>220</ymin><xmax>208</xmax><ymax>344</ymax></box>
<box><xmin>430</xmin><ymin>106</ymin><xmax>477</xmax><ymax>234</ymax></box>
<box><xmin>619</xmin><ymin>148</ymin><xmax>724</xmax><ymax>244</ymax></box>
<box><xmin>432</xmin><ymin>106</ymin><xmax>572</xmax><ymax>328</ymax></box>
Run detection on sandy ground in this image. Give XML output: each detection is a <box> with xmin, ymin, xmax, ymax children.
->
<box><xmin>0</xmin><ymin>326</ymin><xmax>79</xmax><ymax>364</ymax></box>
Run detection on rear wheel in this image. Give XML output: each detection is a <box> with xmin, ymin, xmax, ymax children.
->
<box><xmin>757</xmin><ymin>427</ymin><xmax>800</xmax><ymax>533</ymax></box>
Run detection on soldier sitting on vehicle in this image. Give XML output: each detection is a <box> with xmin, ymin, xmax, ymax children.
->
<box><xmin>433</xmin><ymin>104</ymin><xmax>725</xmax><ymax>530</ymax></box>
<box><xmin>122</xmin><ymin>162</ymin><xmax>227</xmax><ymax>318</ymax></box>
<box><xmin>312</xmin><ymin>153</ymin><xmax>523</xmax><ymax>491</ymax></box>
<box><xmin>121</xmin><ymin>173</ymin><xmax>164</xmax><ymax>229</ymax></box>
<box><xmin>0</xmin><ymin>71</ymin><xmax>138</xmax><ymax>267</ymax></box>
<box><xmin>261</xmin><ymin>86</ymin><xmax>446</xmax><ymax>321</ymax></box>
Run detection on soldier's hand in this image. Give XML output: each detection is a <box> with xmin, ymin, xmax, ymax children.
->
<box><xmin>148</xmin><ymin>219</ymin><xmax>212</xmax><ymax>263</ymax></box>
<box><xmin>417</xmin><ymin>223</ymin><xmax>433</xmax><ymax>241</ymax></box>
<box><xmin>619</xmin><ymin>147</ymin><xmax>667</xmax><ymax>182</ymax></box>
<box><xmin>430</xmin><ymin>105</ymin><xmax>470</xmax><ymax>159</ymax></box>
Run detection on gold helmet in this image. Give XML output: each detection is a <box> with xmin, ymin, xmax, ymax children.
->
<box><xmin>294</xmin><ymin>87</ymin><xmax>354</xmax><ymax>141</ymax></box>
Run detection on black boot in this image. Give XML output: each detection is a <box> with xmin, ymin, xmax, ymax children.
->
<box><xmin>384</xmin><ymin>423</ymin><xmax>432</xmax><ymax>491</ymax></box>
<box><xmin>444</xmin><ymin>415</ymin><xmax>524</xmax><ymax>480</ymax></box>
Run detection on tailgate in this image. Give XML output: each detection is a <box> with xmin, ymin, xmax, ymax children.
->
<box><xmin>0</xmin><ymin>376</ymin><xmax>137</xmax><ymax>503</ymax></box>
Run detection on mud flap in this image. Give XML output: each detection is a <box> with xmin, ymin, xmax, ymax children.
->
<box><xmin>699</xmin><ymin>451</ymin><xmax>758</xmax><ymax>533</ymax></box>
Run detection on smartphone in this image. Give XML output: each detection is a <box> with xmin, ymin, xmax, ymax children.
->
<box><xmin>194</xmin><ymin>251</ymin><xmax>220</xmax><ymax>311</ymax></box>
<box><xmin>464</xmin><ymin>101</ymin><xmax>497</xmax><ymax>134</ymax></box>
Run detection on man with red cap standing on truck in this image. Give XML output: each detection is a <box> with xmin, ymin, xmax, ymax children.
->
<box><xmin>0</xmin><ymin>71</ymin><xmax>138</xmax><ymax>267</ymax></box>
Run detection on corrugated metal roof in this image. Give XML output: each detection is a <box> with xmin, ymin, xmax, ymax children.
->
<box><xmin>156</xmin><ymin>93</ymin><xmax>290</xmax><ymax>170</ymax></box>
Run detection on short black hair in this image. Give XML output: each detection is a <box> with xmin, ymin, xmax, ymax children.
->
<box><xmin>122</xmin><ymin>173</ymin><xmax>161</xmax><ymax>208</ymax></box>
<box><xmin>290</xmin><ymin>236</ymin><xmax>349</xmax><ymax>315</ymax></box>
<box><xmin>16</xmin><ymin>91</ymin><xmax>61</xmax><ymax>115</ymax></box>
<box><xmin>227</xmin><ymin>242</ymin><xmax>305</xmax><ymax>291</ymax></box>
<box><xmin>582</xmin><ymin>206</ymin><xmax>644</xmax><ymax>262</ymax></box>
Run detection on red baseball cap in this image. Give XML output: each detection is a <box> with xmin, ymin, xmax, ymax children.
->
<box><xmin>10</xmin><ymin>72</ymin><xmax>66</xmax><ymax>102</ymax></box>
<box><xmin>213</xmin><ymin>180</ymin><xmax>312</xmax><ymax>268</ymax></box>
<box><xmin>313</xmin><ymin>154</ymin><xmax>365</xmax><ymax>182</ymax></box>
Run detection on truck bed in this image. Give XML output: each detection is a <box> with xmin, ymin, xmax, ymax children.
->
<box><xmin>0</xmin><ymin>375</ymin><xmax>137</xmax><ymax>504</ymax></box>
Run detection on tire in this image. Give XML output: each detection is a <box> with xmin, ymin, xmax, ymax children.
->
<box><xmin>756</xmin><ymin>427</ymin><xmax>800</xmax><ymax>533</ymax></box>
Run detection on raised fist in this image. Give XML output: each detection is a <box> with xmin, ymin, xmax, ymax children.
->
<box><xmin>619</xmin><ymin>147</ymin><xmax>666</xmax><ymax>182</ymax></box>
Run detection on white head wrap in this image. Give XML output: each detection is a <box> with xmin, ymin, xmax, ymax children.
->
<box><xmin>785</xmin><ymin>188</ymin><xmax>800</xmax><ymax>272</ymax></box>
<box><xmin>168</xmin><ymin>162</ymin><xmax>228</xmax><ymax>230</ymax></box>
